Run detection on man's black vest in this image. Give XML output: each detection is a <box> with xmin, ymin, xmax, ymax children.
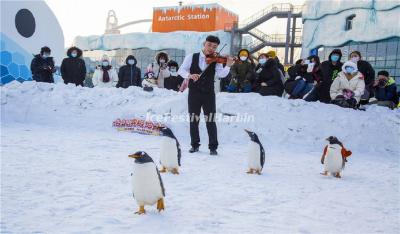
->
<box><xmin>189</xmin><ymin>53</ymin><xmax>216</xmax><ymax>93</ymax></box>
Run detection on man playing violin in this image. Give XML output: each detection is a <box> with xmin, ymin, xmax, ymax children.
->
<box><xmin>178</xmin><ymin>35</ymin><xmax>235</xmax><ymax>155</ymax></box>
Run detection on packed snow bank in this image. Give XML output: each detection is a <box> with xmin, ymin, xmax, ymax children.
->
<box><xmin>2</xmin><ymin>81</ymin><xmax>399</xmax><ymax>156</ymax></box>
<box><xmin>1</xmin><ymin>81</ymin><xmax>400</xmax><ymax>233</ymax></box>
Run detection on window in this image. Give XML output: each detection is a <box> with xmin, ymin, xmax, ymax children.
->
<box><xmin>345</xmin><ymin>14</ymin><xmax>356</xmax><ymax>31</ymax></box>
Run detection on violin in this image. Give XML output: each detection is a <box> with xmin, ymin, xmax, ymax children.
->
<box><xmin>204</xmin><ymin>43</ymin><xmax>235</xmax><ymax>64</ymax></box>
<box><xmin>205</xmin><ymin>53</ymin><xmax>230</xmax><ymax>64</ymax></box>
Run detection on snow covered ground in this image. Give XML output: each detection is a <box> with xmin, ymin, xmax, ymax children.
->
<box><xmin>1</xmin><ymin>81</ymin><xmax>399</xmax><ymax>233</ymax></box>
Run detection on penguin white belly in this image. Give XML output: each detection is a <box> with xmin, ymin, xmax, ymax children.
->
<box><xmin>131</xmin><ymin>163</ymin><xmax>163</xmax><ymax>206</ymax></box>
<box><xmin>324</xmin><ymin>147</ymin><xmax>343</xmax><ymax>173</ymax></box>
<box><xmin>248</xmin><ymin>142</ymin><xmax>261</xmax><ymax>170</ymax></box>
<box><xmin>160</xmin><ymin>137</ymin><xmax>178</xmax><ymax>169</ymax></box>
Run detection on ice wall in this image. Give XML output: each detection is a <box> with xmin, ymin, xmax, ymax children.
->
<box><xmin>301</xmin><ymin>0</ymin><xmax>400</xmax><ymax>57</ymax></box>
<box><xmin>74</xmin><ymin>30</ymin><xmax>232</xmax><ymax>56</ymax></box>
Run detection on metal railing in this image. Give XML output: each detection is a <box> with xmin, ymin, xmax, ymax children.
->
<box><xmin>243</xmin><ymin>33</ymin><xmax>302</xmax><ymax>51</ymax></box>
<box><xmin>238</xmin><ymin>3</ymin><xmax>302</xmax><ymax>29</ymax></box>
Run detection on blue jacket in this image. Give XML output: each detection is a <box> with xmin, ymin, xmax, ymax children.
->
<box><xmin>374</xmin><ymin>77</ymin><xmax>399</xmax><ymax>104</ymax></box>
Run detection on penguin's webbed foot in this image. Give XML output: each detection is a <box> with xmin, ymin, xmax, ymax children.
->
<box><xmin>334</xmin><ymin>173</ymin><xmax>341</xmax><ymax>178</ymax></box>
<box><xmin>320</xmin><ymin>171</ymin><xmax>328</xmax><ymax>176</ymax></box>
<box><xmin>157</xmin><ymin>198</ymin><xmax>165</xmax><ymax>212</ymax></box>
<box><xmin>246</xmin><ymin>169</ymin><xmax>254</xmax><ymax>174</ymax></box>
<box><xmin>159</xmin><ymin>167</ymin><xmax>167</xmax><ymax>173</ymax></box>
<box><xmin>171</xmin><ymin>168</ymin><xmax>179</xmax><ymax>175</ymax></box>
<box><xmin>255</xmin><ymin>169</ymin><xmax>262</xmax><ymax>175</ymax></box>
<box><xmin>135</xmin><ymin>206</ymin><xmax>146</xmax><ymax>215</ymax></box>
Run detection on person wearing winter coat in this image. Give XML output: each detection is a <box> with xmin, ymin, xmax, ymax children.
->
<box><xmin>318</xmin><ymin>49</ymin><xmax>344</xmax><ymax>103</ymax></box>
<box><xmin>228</xmin><ymin>49</ymin><xmax>255</xmax><ymax>93</ymax></box>
<box><xmin>265</xmin><ymin>50</ymin><xmax>285</xmax><ymax>76</ymax></box>
<box><xmin>349</xmin><ymin>51</ymin><xmax>375</xmax><ymax>104</ymax></box>
<box><xmin>164</xmin><ymin>60</ymin><xmax>184</xmax><ymax>91</ymax></box>
<box><xmin>330</xmin><ymin>61</ymin><xmax>365</xmax><ymax>109</ymax></box>
<box><xmin>30</xmin><ymin>46</ymin><xmax>55</xmax><ymax>83</ymax></box>
<box><xmin>92</xmin><ymin>56</ymin><xmax>118</xmax><ymax>88</ymax></box>
<box><xmin>372</xmin><ymin>70</ymin><xmax>399</xmax><ymax>109</ymax></box>
<box><xmin>254</xmin><ymin>53</ymin><xmax>284</xmax><ymax>97</ymax></box>
<box><xmin>60</xmin><ymin>46</ymin><xmax>86</xmax><ymax>86</ymax></box>
<box><xmin>284</xmin><ymin>59</ymin><xmax>314</xmax><ymax>99</ymax></box>
<box><xmin>117</xmin><ymin>55</ymin><xmax>141</xmax><ymax>88</ymax></box>
<box><xmin>303</xmin><ymin>55</ymin><xmax>323</xmax><ymax>101</ymax></box>
<box><xmin>147</xmin><ymin>52</ymin><xmax>170</xmax><ymax>88</ymax></box>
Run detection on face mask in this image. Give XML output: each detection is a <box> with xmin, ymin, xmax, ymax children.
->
<box><xmin>307</xmin><ymin>63</ymin><xmax>315</xmax><ymax>72</ymax></box>
<box><xmin>102</xmin><ymin>61</ymin><xmax>109</xmax><ymax>67</ymax></box>
<box><xmin>128</xmin><ymin>59</ymin><xmax>135</xmax><ymax>65</ymax></box>
<box><xmin>351</xmin><ymin>57</ymin><xmax>360</xmax><ymax>63</ymax></box>
<box><xmin>331</xmin><ymin>55</ymin><xmax>339</xmax><ymax>62</ymax></box>
<box><xmin>345</xmin><ymin>66</ymin><xmax>355</xmax><ymax>74</ymax></box>
<box><xmin>240</xmin><ymin>56</ymin><xmax>247</xmax><ymax>61</ymax></box>
<box><xmin>170</xmin><ymin>68</ymin><xmax>177</xmax><ymax>73</ymax></box>
<box><xmin>42</xmin><ymin>53</ymin><xmax>50</xmax><ymax>58</ymax></box>
<box><xmin>71</xmin><ymin>52</ymin><xmax>77</xmax><ymax>58</ymax></box>
<box><xmin>159</xmin><ymin>59</ymin><xmax>166</xmax><ymax>64</ymax></box>
<box><xmin>259</xmin><ymin>58</ymin><xmax>267</xmax><ymax>64</ymax></box>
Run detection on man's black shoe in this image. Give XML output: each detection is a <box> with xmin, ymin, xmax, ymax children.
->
<box><xmin>189</xmin><ymin>147</ymin><xmax>199</xmax><ymax>153</ymax></box>
<box><xmin>210</xmin><ymin>150</ymin><xmax>218</xmax><ymax>155</ymax></box>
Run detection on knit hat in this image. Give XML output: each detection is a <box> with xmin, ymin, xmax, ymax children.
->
<box><xmin>266</xmin><ymin>50</ymin><xmax>276</xmax><ymax>58</ymax></box>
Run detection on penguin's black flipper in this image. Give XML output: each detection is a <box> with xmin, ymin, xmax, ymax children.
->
<box><xmin>156</xmin><ymin>167</ymin><xmax>166</xmax><ymax>197</ymax></box>
<box><xmin>260</xmin><ymin>144</ymin><xmax>265</xmax><ymax>169</ymax></box>
<box><xmin>177</xmin><ymin>141</ymin><xmax>182</xmax><ymax>166</ymax></box>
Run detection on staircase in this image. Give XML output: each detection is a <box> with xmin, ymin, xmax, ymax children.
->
<box><xmin>232</xmin><ymin>3</ymin><xmax>303</xmax><ymax>63</ymax></box>
<box><xmin>237</xmin><ymin>3</ymin><xmax>302</xmax><ymax>33</ymax></box>
<box><xmin>244</xmin><ymin>32</ymin><xmax>302</xmax><ymax>54</ymax></box>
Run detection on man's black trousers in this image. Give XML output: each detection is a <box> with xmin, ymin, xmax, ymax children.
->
<box><xmin>188</xmin><ymin>90</ymin><xmax>218</xmax><ymax>150</ymax></box>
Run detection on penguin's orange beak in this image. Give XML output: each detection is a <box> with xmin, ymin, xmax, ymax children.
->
<box><xmin>128</xmin><ymin>154</ymin><xmax>141</xmax><ymax>159</ymax></box>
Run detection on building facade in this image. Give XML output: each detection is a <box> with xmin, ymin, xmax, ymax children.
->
<box><xmin>301</xmin><ymin>0</ymin><xmax>400</xmax><ymax>84</ymax></box>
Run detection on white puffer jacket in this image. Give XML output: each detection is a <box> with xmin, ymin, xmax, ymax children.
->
<box><xmin>92</xmin><ymin>67</ymin><xmax>118</xmax><ymax>88</ymax></box>
<box><xmin>330</xmin><ymin>61</ymin><xmax>365</xmax><ymax>102</ymax></box>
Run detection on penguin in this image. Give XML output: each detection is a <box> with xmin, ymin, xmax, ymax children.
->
<box><xmin>159</xmin><ymin>127</ymin><xmax>181</xmax><ymax>175</ymax></box>
<box><xmin>128</xmin><ymin>151</ymin><xmax>165</xmax><ymax>215</ymax></box>
<box><xmin>244</xmin><ymin>129</ymin><xmax>265</xmax><ymax>175</ymax></box>
<box><xmin>320</xmin><ymin>136</ymin><xmax>352</xmax><ymax>178</ymax></box>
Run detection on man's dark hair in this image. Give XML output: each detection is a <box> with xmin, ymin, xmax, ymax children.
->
<box><xmin>377</xmin><ymin>70</ymin><xmax>389</xmax><ymax>77</ymax></box>
<box><xmin>40</xmin><ymin>46</ymin><xmax>51</xmax><ymax>54</ymax></box>
<box><xmin>206</xmin><ymin>35</ymin><xmax>220</xmax><ymax>45</ymax></box>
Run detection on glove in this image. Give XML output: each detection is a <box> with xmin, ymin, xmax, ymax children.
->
<box><xmin>342</xmin><ymin>89</ymin><xmax>355</xmax><ymax>100</ymax></box>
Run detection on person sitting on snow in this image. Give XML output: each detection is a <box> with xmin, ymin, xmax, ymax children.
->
<box><xmin>330</xmin><ymin>61</ymin><xmax>365</xmax><ymax>109</ymax></box>
<box><xmin>227</xmin><ymin>49</ymin><xmax>255</xmax><ymax>93</ymax></box>
<box><xmin>253</xmin><ymin>53</ymin><xmax>284</xmax><ymax>97</ymax></box>
<box><xmin>349</xmin><ymin>51</ymin><xmax>375</xmax><ymax>104</ymax></box>
<box><xmin>372</xmin><ymin>70</ymin><xmax>399</xmax><ymax>109</ymax></box>
<box><xmin>164</xmin><ymin>60</ymin><xmax>184</xmax><ymax>92</ymax></box>
<box><xmin>284</xmin><ymin>59</ymin><xmax>314</xmax><ymax>99</ymax></box>
<box><xmin>92</xmin><ymin>55</ymin><xmax>118</xmax><ymax>88</ymax></box>
<box><xmin>147</xmin><ymin>52</ymin><xmax>170</xmax><ymax>89</ymax></box>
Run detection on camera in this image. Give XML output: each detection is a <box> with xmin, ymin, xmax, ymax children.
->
<box><xmin>378</xmin><ymin>79</ymin><xmax>387</xmax><ymax>87</ymax></box>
